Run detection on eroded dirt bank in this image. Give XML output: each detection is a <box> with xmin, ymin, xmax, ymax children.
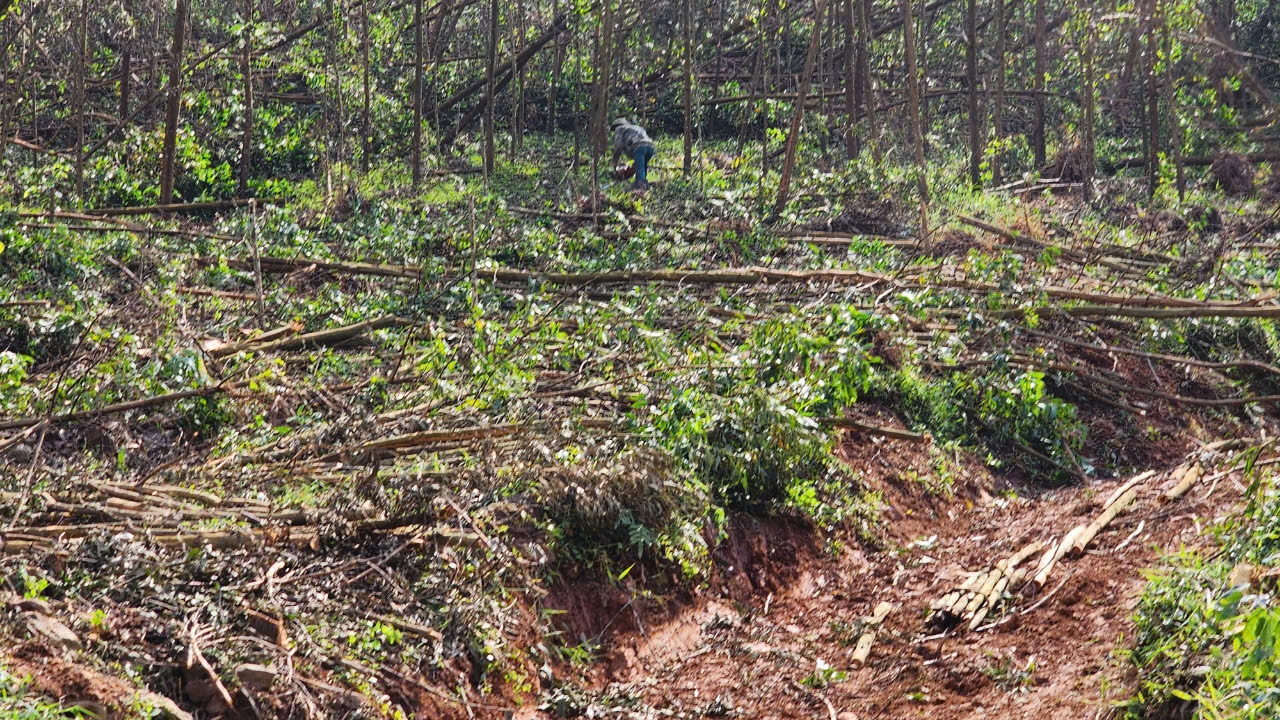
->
<box><xmin>530</xmin><ymin>429</ymin><xmax>1252</xmax><ymax>720</ymax></box>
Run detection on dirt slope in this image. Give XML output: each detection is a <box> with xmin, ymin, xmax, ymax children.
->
<box><xmin>529</xmin><ymin>431</ymin><xmax>1250</xmax><ymax>720</ymax></box>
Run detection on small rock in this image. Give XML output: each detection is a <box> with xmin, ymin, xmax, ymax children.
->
<box><xmin>838</xmin><ymin>713</ymin><xmax>859</xmax><ymax>720</ymax></box>
<box><xmin>22</xmin><ymin>612</ymin><xmax>82</xmax><ymax>651</ymax></box>
<box><xmin>235</xmin><ymin>663</ymin><xmax>278</xmax><ymax>689</ymax></box>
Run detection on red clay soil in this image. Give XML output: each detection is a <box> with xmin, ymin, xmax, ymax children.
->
<box><xmin>526</xmin><ymin>429</ymin><xmax>1250</xmax><ymax>720</ymax></box>
<box><xmin>4</xmin><ymin>641</ymin><xmax>192</xmax><ymax>719</ymax></box>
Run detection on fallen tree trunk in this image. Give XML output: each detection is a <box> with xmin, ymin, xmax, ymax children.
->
<box><xmin>820</xmin><ymin>417</ymin><xmax>928</xmax><ymax>443</ymax></box>
<box><xmin>86</xmin><ymin>198</ymin><xmax>280</xmax><ymax>216</ymax></box>
<box><xmin>204</xmin><ymin>255</ymin><xmax>1270</xmax><ymax>317</ymax></box>
<box><xmin>0</xmin><ymin>385</ymin><xmax>232</xmax><ymax>431</ymax></box>
<box><xmin>354</xmin><ymin>424</ymin><xmax>525</xmax><ymax>453</ymax></box>
<box><xmin>1110</xmin><ymin>151</ymin><xmax>1280</xmax><ymax>170</ymax></box>
<box><xmin>209</xmin><ymin>317</ymin><xmax>410</xmax><ymax>356</ymax></box>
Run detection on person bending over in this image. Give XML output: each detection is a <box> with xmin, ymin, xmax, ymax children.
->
<box><xmin>610</xmin><ymin>118</ymin><xmax>656</xmax><ymax>191</ymax></box>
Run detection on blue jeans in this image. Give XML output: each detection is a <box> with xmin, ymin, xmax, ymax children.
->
<box><xmin>633</xmin><ymin>144</ymin><xmax>655</xmax><ymax>189</ymax></box>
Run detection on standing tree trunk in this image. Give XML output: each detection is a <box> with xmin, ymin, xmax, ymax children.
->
<box><xmin>1145</xmin><ymin>0</ymin><xmax>1160</xmax><ymax>197</ymax></box>
<box><xmin>991</xmin><ymin>0</ymin><xmax>1006</xmax><ymax>184</ymax></box>
<box><xmin>918</xmin><ymin>2</ymin><xmax>929</xmax><ymax>153</ymax></box>
<box><xmin>1082</xmin><ymin>3</ymin><xmax>1097</xmax><ymax>203</ymax></box>
<box><xmin>430</xmin><ymin>1</ymin><xmax>454</xmax><ymax>142</ymax></box>
<box><xmin>843</xmin><ymin>0</ymin><xmax>859</xmax><ymax>159</ymax></box>
<box><xmin>323</xmin><ymin>0</ymin><xmax>340</xmax><ymax>198</ymax></box>
<box><xmin>239</xmin><ymin>0</ymin><xmax>254</xmax><ymax>197</ymax></box>
<box><xmin>774</xmin><ymin>0</ymin><xmax>826</xmax><ymax>216</ymax></box>
<box><xmin>483</xmin><ymin>0</ymin><xmax>498</xmax><ymax>176</ymax></box>
<box><xmin>361</xmin><ymin>0</ymin><xmax>371</xmax><ymax>172</ymax></box>
<box><xmin>758</xmin><ymin>3</ymin><xmax>770</xmax><ymax>193</ymax></box>
<box><xmin>119</xmin><ymin>41</ymin><xmax>131</xmax><ymax>128</ymax></box>
<box><xmin>75</xmin><ymin>0</ymin><xmax>88</xmax><ymax>205</ymax></box>
<box><xmin>510</xmin><ymin>0</ymin><xmax>524</xmax><ymax>153</ymax></box>
<box><xmin>548</xmin><ymin>0</ymin><xmax>561</xmax><ymax>133</ymax></box>
<box><xmin>592</xmin><ymin>1</ymin><xmax>615</xmax><ymax>157</ymax></box>
<box><xmin>1161</xmin><ymin>0</ymin><xmax>1183</xmax><ymax>199</ymax></box>
<box><xmin>1032</xmin><ymin>0</ymin><xmax>1046</xmax><ymax>166</ymax></box>
<box><xmin>858</xmin><ymin>0</ymin><xmax>881</xmax><ymax>163</ymax></box>
<box><xmin>902</xmin><ymin>0</ymin><xmax>929</xmax><ymax>240</ymax></box>
<box><xmin>682</xmin><ymin>0</ymin><xmax>694</xmax><ymax>174</ymax></box>
<box><xmin>966</xmin><ymin>0</ymin><xmax>980</xmax><ymax>186</ymax></box>
<box><xmin>412</xmin><ymin>0</ymin><xmax>424</xmax><ymax>186</ymax></box>
<box><xmin>159</xmin><ymin>0</ymin><xmax>190</xmax><ymax>205</ymax></box>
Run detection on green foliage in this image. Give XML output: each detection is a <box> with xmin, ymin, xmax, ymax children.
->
<box><xmin>649</xmin><ymin>385</ymin><xmax>836</xmax><ymax>511</ymax></box>
<box><xmin>1126</xmin><ymin>468</ymin><xmax>1280</xmax><ymax>718</ymax></box>
<box><xmin>873</xmin><ymin>363</ymin><xmax>1087</xmax><ymax>482</ymax></box>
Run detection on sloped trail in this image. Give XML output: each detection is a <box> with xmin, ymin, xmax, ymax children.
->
<box><xmin>529</xmin><ymin>433</ymin><xmax>1260</xmax><ymax>720</ymax></box>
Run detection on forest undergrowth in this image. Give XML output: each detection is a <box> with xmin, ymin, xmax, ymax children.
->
<box><xmin>2</xmin><ymin>135</ymin><xmax>1280</xmax><ymax>718</ymax></box>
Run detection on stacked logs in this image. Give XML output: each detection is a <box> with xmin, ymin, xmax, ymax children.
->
<box><xmin>0</xmin><ymin>481</ymin><xmax>479</xmax><ymax>554</ymax></box>
<box><xmin>929</xmin><ymin>462</ymin><xmax>1207</xmax><ymax>631</ymax></box>
<box><xmin>929</xmin><ymin>540</ymin><xmax>1045</xmax><ymax>630</ymax></box>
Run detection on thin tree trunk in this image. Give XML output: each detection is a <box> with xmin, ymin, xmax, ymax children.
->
<box><xmin>593</xmin><ymin>1</ymin><xmax>615</xmax><ymax>157</ymax></box>
<box><xmin>858</xmin><ymin>0</ymin><xmax>881</xmax><ymax>163</ymax></box>
<box><xmin>1032</xmin><ymin>0</ymin><xmax>1045</xmax><ymax>166</ymax></box>
<box><xmin>991</xmin><ymin>0</ymin><xmax>1005</xmax><ymax>184</ymax></box>
<box><xmin>323</xmin><ymin>0</ymin><xmax>339</xmax><ymax>198</ymax></box>
<box><xmin>682</xmin><ymin>0</ymin><xmax>693</xmax><ymax>174</ymax></box>
<box><xmin>1145</xmin><ymin>0</ymin><xmax>1160</xmax><ymax>197</ymax></box>
<box><xmin>759</xmin><ymin>3</ymin><xmax>770</xmax><ymax>193</ymax></box>
<box><xmin>239</xmin><ymin>0</ymin><xmax>254</xmax><ymax>197</ymax></box>
<box><xmin>902</xmin><ymin>0</ymin><xmax>929</xmax><ymax>240</ymax></box>
<box><xmin>774</xmin><ymin>0</ymin><xmax>826</xmax><ymax>216</ymax></box>
<box><xmin>119</xmin><ymin>41</ymin><xmax>131</xmax><ymax>128</ymax></box>
<box><xmin>549</xmin><ymin>0</ymin><xmax>562</xmax><ymax>133</ymax></box>
<box><xmin>75</xmin><ymin>0</ymin><xmax>88</xmax><ymax>205</ymax></box>
<box><xmin>483</xmin><ymin>0</ymin><xmax>498</xmax><ymax>176</ymax></box>
<box><xmin>1162</xmin><ymin>0</ymin><xmax>1183</xmax><ymax>199</ymax></box>
<box><xmin>361</xmin><ymin>0</ymin><xmax>371</xmax><ymax>172</ymax></box>
<box><xmin>429</xmin><ymin>0</ymin><xmax>453</xmax><ymax>143</ymax></box>
<box><xmin>159</xmin><ymin>0</ymin><xmax>190</xmax><ymax>205</ymax></box>
<box><xmin>412</xmin><ymin>0</ymin><xmax>423</xmax><ymax>186</ymax></box>
<box><xmin>510</xmin><ymin>0</ymin><xmax>524</xmax><ymax>153</ymax></box>
<box><xmin>843</xmin><ymin>0</ymin><xmax>859</xmax><ymax>158</ymax></box>
<box><xmin>966</xmin><ymin>0</ymin><xmax>979</xmax><ymax>186</ymax></box>
<box><xmin>919</xmin><ymin>2</ymin><xmax>930</xmax><ymax>153</ymax></box>
<box><xmin>1082</xmin><ymin>3</ymin><xmax>1096</xmax><ymax>203</ymax></box>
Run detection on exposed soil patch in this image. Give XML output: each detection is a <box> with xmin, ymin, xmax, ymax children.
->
<box><xmin>529</xmin><ymin>429</ymin><xmax>1254</xmax><ymax>720</ymax></box>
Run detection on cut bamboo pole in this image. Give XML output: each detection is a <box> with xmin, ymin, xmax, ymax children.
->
<box><xmin>1070</xmin><ymin>488</ymin><xmax>1138</xmax><ymax>556</ymax></box>
<box><xmin>964</xmin><ymin>570</ymin><xmax>1004</xmax><ymax>616</ymax></box>
<box><xmin>1004</xmin><ymin>540</ymin><xmax>1047</xmax><ymax>569</ymax></box>
<box><xmin>1032</xmin><ymin>525</ymin><xmax>1086</xmax><ymax>589</ymax></box>
<box><xmin>1163</xmin><ymin>463</ymin><xmax>1203</xmax><ymax>501</ymax></box>
<box><xmin>851</xmin><ymin>601</ymin><xmax>894</xmax><ymax>664</ymax></box>
<box><xmin>932</xmin><ymin>591</ymin><xmax>959</xmax><ymax>612</ymax></box>
<box><xmin>1102</xmin><ymin>470</ymin><xmax>1157</xmax><ymax>509</ymax></box>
